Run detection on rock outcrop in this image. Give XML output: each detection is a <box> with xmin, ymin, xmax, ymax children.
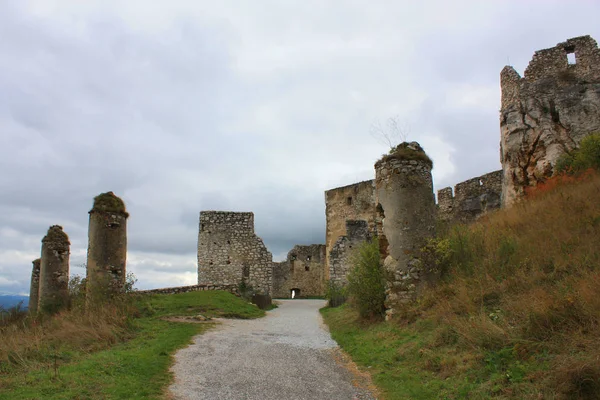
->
<box><xmin>500</xmin><ymin>35</ymin><xmax>600</xmax><ymax>205</ymax></box>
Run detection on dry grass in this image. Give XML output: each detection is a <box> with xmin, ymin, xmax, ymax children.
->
<box><xmin>419</xmin><ymin>171</ymin><xmax>600</xmax><ymax>398</ymax></box>
<box><xmin>0</xmin><ymin>299</ymin><xmax>136</xmax><ymax>373</ymax></box>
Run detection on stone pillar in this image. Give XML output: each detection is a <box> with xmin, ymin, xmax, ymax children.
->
<box><xmin>86</xmin><ymin>192</ymin><xmax>129</xmax><ymax>302</ymax></box>
<box><xmin>38</xmin><ymin>226</ymin><xmax>70</xmax><ymax>314</ymax></box>
<box><xmin>28</xmin><ymin>258</ymin><xmax>41</xmax><ymax>314</ymax></box>
<box><xmin>374</xmin><ymin>142</ymin><xmax>437</xmax><ymax>320</ymax></box>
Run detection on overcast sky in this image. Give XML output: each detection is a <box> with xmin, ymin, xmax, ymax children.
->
<box><xmin>2</xmin><ymin>1</ymin><xmax>599</xmax><ymax>295</ymax></box>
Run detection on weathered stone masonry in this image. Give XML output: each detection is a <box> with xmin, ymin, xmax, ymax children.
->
<box><xmin>38</xmin><ymin>225</ymin><xmax>70</xmax><ymax>313</ymax></box>
<box><xmin>324</xmin><ymin>180</ymin><xmax>378</xmax><ymax>279</ymax></box>
<box><xmin>28</xmin><ymin>258</ymin><xmax>41</xmax><ymax>314</ymax></box>
<box><xmin>328</xmin><ymin>220</ymin><xmax>372</xmax><ymax>288</ymax></box>
<box><xmin>272</xmin><ymin>244</ymin><xmax>326</xmax><ymax>298</ymax></box>
<box><xmin>500</xmin><ymin>35</ymin><xmax>600</xmax><ymax>206</ymax></box>
<box><xmin>86</xmin><ymin>192</ymin><xmax>129</xmax><ymax>301</ymax></box>
<box><xmin>375</xmin><ymin>143</ymin><xmax>437</xmax><ymax>320</ymax></box>
<box><xmin>198</xmin><ymin>211</ymin><xmax>273</xmax><ymax>295</ymax></box>
<box><xmin>437</xmin><ymin>170</ymin><xmax>503</xmax><ymax>223</ymax></box>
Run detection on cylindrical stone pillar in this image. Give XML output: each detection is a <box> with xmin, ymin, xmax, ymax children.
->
<box><xmin>38</xmin><ymin>226</ymin><xmax>70</xmax><ymax>314</ymax></box>
<box><xmin>28</xmin><ymin>258</ymin><xmax>41</xmax><ymax>314</ymax></box>
<box><xmin>86</xmin><ymin>191</ymin><xmax>129</xmax><ymax>302</ymax></box>
<box><xmin>374</xmin><ymin>142</ymin><xmax>437</xmax><ymax>320</ymax></box>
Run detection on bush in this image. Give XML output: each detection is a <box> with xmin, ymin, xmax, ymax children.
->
<box><xmin>347</xmin><ymin>238</ymin><xmax>386</xmax><ymax>320</ymax></box>
<box><xmin>326</xmin><ymin>281</ymin><xmax>347</xmax><ymax>308</ymax></box>
<box><xmin>555</xmin><ymin>132</ymin><xmax>600</xmax><ymax>175</ymax></box>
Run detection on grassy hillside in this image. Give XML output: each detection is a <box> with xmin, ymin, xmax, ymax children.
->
<box><xmin>0</xmin><ymin>290</ymin><xmax>264</xmax><ymax>399</ymax></box>
<box><xmin>323</xmin><ymin>171</ymin><xmax>600</xmax><ymax>399</ymax></box>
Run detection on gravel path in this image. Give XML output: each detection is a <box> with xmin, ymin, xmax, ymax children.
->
<box><xmin>169</xmin><ymin>299</ymin><xmax>376</xmax><ymax>400</ymax></box>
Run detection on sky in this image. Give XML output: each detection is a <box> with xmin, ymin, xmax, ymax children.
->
<box><xmin>1</xmin><ymin>0</ymin><xmax>599</xmax><ymax>295</ymax></box>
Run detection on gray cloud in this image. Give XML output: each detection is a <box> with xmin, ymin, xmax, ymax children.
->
<box><xmin>2</xmin><ymin>0</ymin><xmax>600</xmax><ymax>294</ymax></box>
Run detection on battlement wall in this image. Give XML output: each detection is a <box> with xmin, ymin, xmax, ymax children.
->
<box><xmin>437</xmin><ymin>170</ymin><xmax>503</xmax><ymax>223</ymax></box>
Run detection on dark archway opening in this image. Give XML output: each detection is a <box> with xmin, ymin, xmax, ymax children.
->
<box><xmin>290</xmin><ymin>288</ymin><xmax>301</xmax><ymax>299</ymax></box>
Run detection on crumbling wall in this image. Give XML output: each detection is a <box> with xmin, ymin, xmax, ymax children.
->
<box><xmin>197</xmin><ymin>211</ymin><xmax>273</xmax><ymax>295</ymax></box>
<box><xmin>325</xmin><ymin>180</ymin><xmax>378</xmax><ymax>279</ymax></box>
<box><xmin>375</xmin><ymin>142</ymin><xmax>437</xmax><ymax>320</ymax></box>
<box><xmin>328</xmin><ymin>220</ymin><xmax>371</xmax><ymax>288</ymax></box>
<box><xmin>28</xmin><ymin>258</ymin><xmax>41</xmax><ymax>314</ymax></box>
<box><xmin>38</xmin><ymin>226</ymin><xmax>70</xmax><ymax>314</ymax></box>
<box><xmin>86</xmin><ymin>192</ymin><xmax>129</xmax><ymax>301</ymax></box>
<box><xmin>437</xmin><ymin>170</ymin><xmax>503</xmax><ymax>223</ymax></box>
<box><xmin>500</xmin><ymin>35</ymin><xmax>600</xmax><ymax>206</ymax></box>
<box><xmin>272</xmin><ymin>244</ymin><xmax>326</xmax><ymax>298</ymax></box>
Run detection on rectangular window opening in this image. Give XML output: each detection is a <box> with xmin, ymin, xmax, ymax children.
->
<box><xmin>566</xmin><ymin>47</ymin><xmax>576</xmax><ymax>65</ymax></box>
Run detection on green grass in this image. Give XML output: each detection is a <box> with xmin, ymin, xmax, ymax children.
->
<box><xmin>0</xmin><ymin>290</ymin><xmax>264</xmax><ymax>399</ymax></box>
<box><xmin>322</xmin><ymin>173</ymin><xmax>600</xmax><ymax>399</ymax></box>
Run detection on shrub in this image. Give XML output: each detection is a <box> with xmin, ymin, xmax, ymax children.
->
<box><xmin>555</xmin><ymin>132</ymin><xmax>600</xmax><ymax>175</ymax></box>
<box><xmin>347</xmin><ymin>237</ymin><xmax>386</xmax><ymax>320</ymax></box>
<box><xmin>326</xmin><ymin>281</ymin><xmax>347</xmax><ymax>308</ymax></box>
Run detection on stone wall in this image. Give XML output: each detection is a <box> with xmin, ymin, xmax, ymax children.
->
<box><xmin>137</xmin><ymin>284</ymin><xmax>239</xmax><ymax>296</ymax></box>
<box><xmin>198</xmin><ymin>211</ymin><xmax>273</xmax><ymax>295</ymax></box>
<box><xmin>28</xmin><ymin>258</ymin><xmax>41</xmax><ymax>314</ymax></box>
<box><xmin>86</xmin><ymin>192</ymin><xmax>129</xmax><ymax>301</ymax></box>
<box><xmin>500</xmin><ymin>35</ymin><xmax>600</xmax><ymax>205</ymax></box>
<box><xmin>272</xmin><ymin>244</ymin><xmax>326</xmax><ymax>298</ymax></box>
<box><xmin>38</xmin><ymin>225</ymin><xmax>70</xmax><ymax>314</ymax></box>
<box><xmin>324</xmin><ymin>180</ymin><xmax>378</xmax><ymax>279</ymax></box>
<box><xmin>374</xmin><ymin>142</ymin><xmax>437</xmax><ymax>320</ymax></box>
<box><xmin>437</xmin><ymin>170</ymin><xmax>503</xmax><ymax>223</ymax></box>
<box><xmin>328</xmin><ymin>220</ymin><xmax>372</xmax><ymax>288</ymax></box>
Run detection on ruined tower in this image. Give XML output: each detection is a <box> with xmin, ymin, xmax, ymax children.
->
<box><xmin>38</xmin><ymin>226</ymin><xmax>70</xmax><ymax>313</ymax></box>
<box><xmin>374</xmin><ymin>142</ymin><xmax>437</xmax><ymax>320</ymax></box>
<box><xmin>198</xmin><ymin>211</ymin><xmax>273</xmax><ymax>295</ymax></box>
<box><xmin>28</xmin><ymin>258</ymin><xmax>41</xmax><ymax>314</ymax></box>
<box><xmin>500</xmin><ymin>35</ymin><xmax>600</xmax><ymax>205</ymax></box>
<box><xmin>86</xmin><ymin>192</ymin><xmax>129</xmax><ymax>301</ymax></box>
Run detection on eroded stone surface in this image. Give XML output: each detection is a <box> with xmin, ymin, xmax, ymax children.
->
<box><xmin>500</xmin><ymin>35</ymin><xmax>600</xmax><ymax>205</ymax></box>
<box><xmin>198</xmin><ymin>211</ymin><xmax>273</xmax><ymax>295</ymax></box>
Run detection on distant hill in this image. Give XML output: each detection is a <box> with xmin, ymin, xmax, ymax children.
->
<box><xmin>0</xmin><ymin>295</ymin><xmax>29</xmax><ymax>309</ymax></box>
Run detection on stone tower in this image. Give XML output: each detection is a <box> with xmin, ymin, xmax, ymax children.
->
<box><xmin>86</xmin><ymin>192</ymin><xmax>129</xmax><ymax>301</ymax></box>
<box><xmin>28</xmin><ymin>258</ymin><xmax>41</xmax><ymax>314</ymax></box>
<box><xmin>374</xmin><ymin>142</ymin><xmax>437</xmax><ymax>320</ymax></box>
<box><xmin>500</xmin><ymin>35</ymin><xmax>600</xmax><ymax>206</ymax></box>
<box><xmin>38</xmin><ymin>226</ymin><xmax>70</xmax><ymax>313</ymax></box>
<box><xmin>198</xmin><ymin>211</ymin><xmax>273</xmax><ymax>295</ymax></box>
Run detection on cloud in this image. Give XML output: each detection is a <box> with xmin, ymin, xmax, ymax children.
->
<box><xmin>1</xmin><ymin>0</ymin><xmax>600</xmax><ymax>294</ymax></box>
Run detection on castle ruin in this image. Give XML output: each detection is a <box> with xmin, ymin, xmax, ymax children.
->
<box><xmin>38</xmin><ymin>225</ymin><xmax>70</xmax><ymax>313</ymax></box>
<box><xmin>272</xmin><ymin>244</ymin><xmax>326</xmax><ymax>298</ymax></box>
<box><xmin>437</xmin><ymin>170</ymin><xmax>503</xmax><ymax>223</ymax></box>
<box><xmin>328</xmin><ymin>220</ymin><xmax>372</xmax><ymax>288</ymax></box>
<box><xmin>28</xmin><ymin>258</ymin><xmax>41</xmax><ymax>314</ymax></box>
<box><xmin>197</xmin><ymin>211</ymin><xmax>273</xmax><ymax>295</ymax></box>
<box><xmin>86</xmin><ymin>192</ymin><xmax>129</xmax><ymax>301</ymax></box>
<box><xmin>500</xmin><ymin>35</ymin><xmax>600</xmax><ymax>205</ymax></box>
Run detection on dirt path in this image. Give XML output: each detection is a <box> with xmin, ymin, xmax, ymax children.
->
<box><xmin>168</xmin><ymin>299</ymin><xmax>377</xmax><ymax>400</ymax></box>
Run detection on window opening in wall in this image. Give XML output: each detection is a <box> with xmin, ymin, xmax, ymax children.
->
<box><xmin>479</xmin><ymin>179</ymin><xmax>484</xmax><ymax>186</ymax></box>
<box><xmin>305</xmin><ymin>266</ymin><xmax>310</xmax><ymax>271</ymax></box>
<box><xmin>346</xmin><ymin>196</ymin><xmax>353</xmax><ymax>205</ymax></box>
<box><xmin>291</xmin><ymin>288</ymin><xmax>301</xmax><ymax>299</ymax></box>
<box><xmin>290</xmin><ymin>254</ymin><xmax>297</xmax><ymax>261</ymax></box>
<box><xmin>566</xmin><ymin>46</ymin><xmax>576</xmax><ymax>64</ymax></box>
<box><xmin>227</xmin><ymin>240</ymin><xmax>230</xmax><ymax>244</ymax></box>
<box><xmin>306</xmin><ymin>255</ymin><xmax>311</xmax><ymax>261</ymax></box>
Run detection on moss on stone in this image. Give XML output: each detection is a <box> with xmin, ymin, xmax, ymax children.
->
<box><xmin>43</xmin><ymin>225</ymin><xmax>70</xmax><ymax>243</ymax></box>
<box><xmin>376</xmin><ymin>142</ymin><xmax>433</xmax><ymax>168</ymax></box>
<box><xmin>92</xmin><ymin>192</ymin><xmax>129</xmax><ymax>216</ymax></box>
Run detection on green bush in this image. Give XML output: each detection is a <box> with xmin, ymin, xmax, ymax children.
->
<box><xmin>555</xmin><ymin>132</ymin><xmax>600</xmax><ymax>175</ymax></box>
<box><xmin>326</xmin><ymin>281</ymin><xmax>347</xmax><ymax>308</ymax></box>
<box><xmin>347</xmin><ymin>238</ymin><xmax>386</xmax><ymax>319</ymax></box>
